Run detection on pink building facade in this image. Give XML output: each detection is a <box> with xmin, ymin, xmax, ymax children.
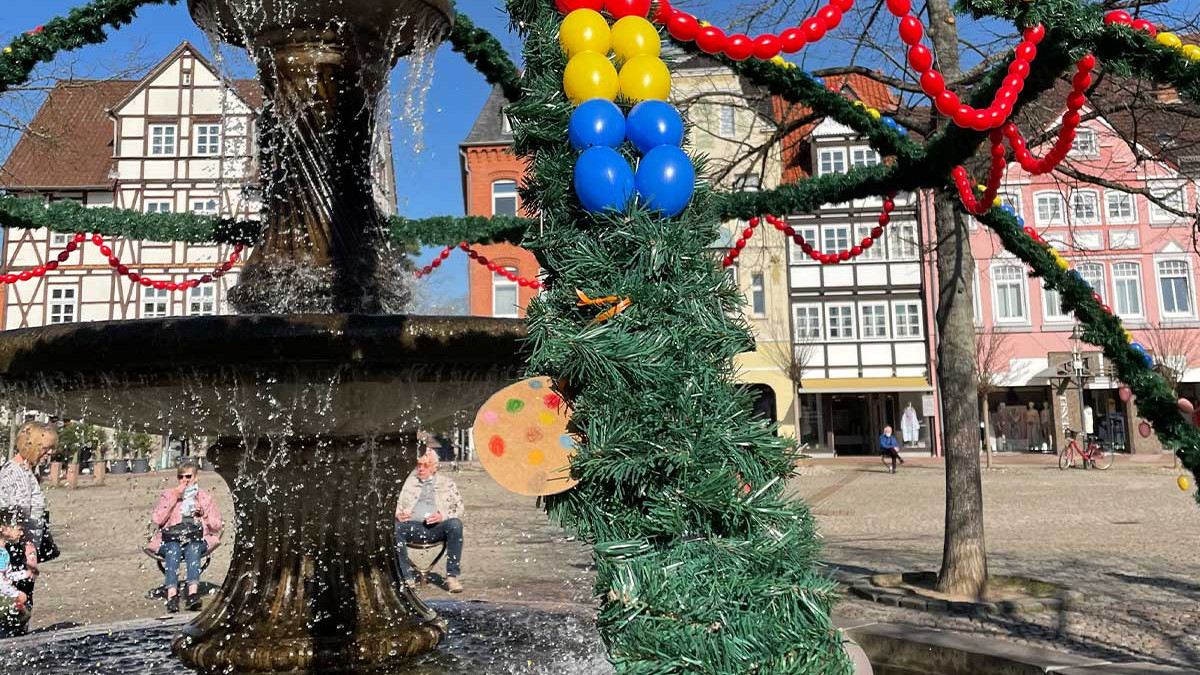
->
<box><xmin>967</xmin><ymin>106</ymin><xmax>1200</xmax><ymax>454</ymax></box>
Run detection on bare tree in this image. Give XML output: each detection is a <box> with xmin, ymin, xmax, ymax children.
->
<box><xmin>975</xmin><ymin>327</ymin><xmax>1012</xmax><ymax>469</ymax></box>
<box><xmin>760</xmin><ymin>316</ymin><xmax>818</xmax><ymax>438</ymax></box>
<box><xmin>1142</xmin><ymin>321</ymin><xmax>1200</xmax><ymax>392</ymax></box>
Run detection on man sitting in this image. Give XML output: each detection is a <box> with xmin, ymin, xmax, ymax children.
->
<box><xmin>395</xmin><ymin>450</ymin><xmax>465</xmax><ymax>593</ymax></box>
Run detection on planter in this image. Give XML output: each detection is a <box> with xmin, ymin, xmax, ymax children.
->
<box><xmin>49</xmin><ymin>461</ymin><xmax>63</xmax><ymax>486</ymax></box>
<box><xmin>66</xmin><ymin>463</ymin><xmax>80</xmax><ymax>490</ymax></box>
<box><xmin>130</xmin><ymin>457</ymin><xmax>151</xmax><ymax>473</ymax></box>
<box><xmin>93</xmin><ymin>460</ymin><xmax>106</xmax><ymax>484</ymax></box>
<box><xmin>108</xmin><ymin>459</ymin><xmax>130</xmax><ymax>474</ymax></box>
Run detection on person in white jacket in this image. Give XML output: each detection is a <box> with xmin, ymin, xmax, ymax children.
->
<box><xmin>395</xmin><ymin>450</ymin><xmax>465</xmax><ymax>593</ymax></box>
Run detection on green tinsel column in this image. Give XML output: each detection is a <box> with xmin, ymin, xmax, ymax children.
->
<box><xmin>507</xmin><ymin>0</ymin><xmax>850</xmax><ymax>672</ymax></box>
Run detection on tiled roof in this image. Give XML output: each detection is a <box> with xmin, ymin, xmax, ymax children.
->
<box><xmin>462</xmin><ymin>85</ymin><xmax>515</xmax><ymax>146</ymax></box>
<box><xmin>774</xmin><ymin>73</ymin><xmax>899</xmax><ymax>183</ymax></box>
<box><xmin>1</xmin><ymin>46</ymin><xmax>262</xmax><ymax>190</ymax></box>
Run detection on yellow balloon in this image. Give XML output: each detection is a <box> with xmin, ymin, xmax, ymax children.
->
<box><xmin>563</xmin><ymin>51</ymin><xmax>619</xmax><ymax>104</ymax></box>
<box><xmin>619</xmin><ymin>55</ymin><xmax>671</xmax><ymax>102</ymax></box>
<box><xmin>1183</xmin><ymin>44</ymin><xmax>1200</xmax><ymax>61</ymax></box>
<box><xmin>1124</xmin><ymin>329</ymin><xmax>1134</xmax><ymax>343</ymax></box>
<box><xmin>560</xmin><ymin>9</ymin><xmax>611</xmax><ymax>58</ymax></box>
<box><xmin>1156</xmin><ymin>32</ymin><xmax>1182</xmax><ymax>50</ymax></box>
<box><xmin>611</xmin><ymin>16</ymin><xmax>661</xmax><ymax>62</ymax></box>
<box><xmin>1179</xmin><ymin>475</ymin><xmax>1191</xmax><ymax>491</ymax></box>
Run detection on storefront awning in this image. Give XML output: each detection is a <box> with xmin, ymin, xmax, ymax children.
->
<box><xmin>798</xmin><ymin>377</ymin><xmax>932</xmax><ymax>393</ymax></box>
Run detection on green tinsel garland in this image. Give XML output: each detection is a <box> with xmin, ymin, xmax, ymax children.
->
<box><xmin>447</xmin><ymin>14</ymin><xmax>524</xmax><ymax>103</ymax></box>
<box><xmin>0</xmin><ymin>196</ymin><xmax>532</xmax><ymax>249</ymax></box>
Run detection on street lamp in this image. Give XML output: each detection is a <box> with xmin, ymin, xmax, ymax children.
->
<box><xmin>1069</xmin><ymin>324</ymin><xmax>1092</xmax><ymax>453</ymax></box>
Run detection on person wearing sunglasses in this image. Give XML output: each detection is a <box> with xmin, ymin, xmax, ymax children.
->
<box><xmin>148</xmin><ymin>461</ymin><xmax>222</xmax><ymax>613</ymax></box>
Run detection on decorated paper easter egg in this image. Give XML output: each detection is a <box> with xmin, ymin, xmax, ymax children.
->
<box><xmin>1138</xmin><ymin>420</ymin><xmax>1153</xmax><ymax>438</ymax></box>
<box><xmin>1179</xmin><ymin>398</ymin><xmax>1195</xmax><ymax>416</ymax></box>
<box><xmin>472</xmin><ymin>377</ymin><xmax>579</xmax><ymax>496</ymax></box>
<box><xmin>1118</xmin><ymin>386</ymin><xmax>1133</xmax><ymax>402</ymax></box>
<box><xmin>1179</xmin><ymin>475</ymin><xmax>1191</xmax><ymax>491</ymax></box>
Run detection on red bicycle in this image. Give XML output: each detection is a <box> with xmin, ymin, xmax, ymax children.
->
<box><xmin>1058</xmin><ymin>429</ymin><xmax>1114</xmax><ymax>470</ymax></box>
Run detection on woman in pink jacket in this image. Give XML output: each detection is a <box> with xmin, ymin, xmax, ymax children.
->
<box><xmin>148</xmin><ymin>461</ymin><xmax>221</xmax><ymax>613</ymax></box>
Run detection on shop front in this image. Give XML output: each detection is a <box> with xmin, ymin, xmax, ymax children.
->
<box><xmin>796</xmin><ymin>378</ymin><xmax>935</xmax><ymax>455</ymax></box>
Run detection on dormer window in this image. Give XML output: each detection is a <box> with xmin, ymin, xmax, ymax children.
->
<box><xmin>1070</xmin><ymin>128</ymin><xmax>1097</xmax><ymax>157</ymax></box>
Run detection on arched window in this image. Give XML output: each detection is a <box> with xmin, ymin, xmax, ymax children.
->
<box><xmin>491</xmin><ymin>180</ymin><xmax>518</xmax><ymax>217</ymax></box>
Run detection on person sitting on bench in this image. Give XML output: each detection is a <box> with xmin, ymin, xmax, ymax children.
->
<box><xmin>148</xmin><ymin>461</ymin><xmax>222</xmax><ymax>613</ymax></box>
<box><xmin>395</xmin><ymin>449</ymin><xmax>464</xmax><ymax>593</ymax></box>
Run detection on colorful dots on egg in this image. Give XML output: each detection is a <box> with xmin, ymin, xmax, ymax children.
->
<box><xmin>472</xmin><ymin>376</ymin><xmax>579</xmax><ymax>496</ymax></box>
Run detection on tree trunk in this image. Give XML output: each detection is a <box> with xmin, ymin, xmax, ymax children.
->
<box><xmin>933</xmin><ymin>198</ymin><xmax>988</xmax><ymax>598</ymax></box>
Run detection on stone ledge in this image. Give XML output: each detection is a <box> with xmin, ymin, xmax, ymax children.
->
<box><xmin>848</xmin><ymin>571</ymin><xmax>1084</xmax><ymax>617</ymax></box>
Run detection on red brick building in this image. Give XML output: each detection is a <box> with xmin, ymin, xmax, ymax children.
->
<box><xmin>459</xmin><ymin>86</ymin><xmax>539</xmax><ymax>317</ymax></box>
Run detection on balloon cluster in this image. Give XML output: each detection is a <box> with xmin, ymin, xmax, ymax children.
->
<box><xmin>559</xmin><ymin>0</ymin><xmax>694</xmax><ymax>217</ymax></box>
<box><xmin>569</xmin><ymin>98</ymin><xmax>694</xmax><ymax>216</ymax></box>
<box><xmin>1102</xmin><ymin>11</ymin><xmax>1200</xmax><ymax>61</ymax></box>
<box><xmin>560</xmin><ymin>3</ymin><xmax>670</xmax><ymax>104</ymax></box>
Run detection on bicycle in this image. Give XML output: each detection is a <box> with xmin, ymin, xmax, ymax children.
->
<box><xmin>1058</xmin><ymin>428</ymin><xmax>1114</xmax><ymax>471</ymax></box>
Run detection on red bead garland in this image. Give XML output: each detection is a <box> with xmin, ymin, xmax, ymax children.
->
<box><xmin>656</xmin><ymin>0</ymin><xmax>852</xmax><ymax>61</ymax></box>
<box><xmin>721</xmin><ymin>194</ymin><xmax>898</xmax><ymax>268</ymax></box>
<box><xmin>0</xmin><ymin>233</ymin><xmax>243</xmax><ymax>289</ymax></box>
<box><xmin>415</xmin><ymin>242</ymin><xmax>545</xmax><ymax>290</ymax></box>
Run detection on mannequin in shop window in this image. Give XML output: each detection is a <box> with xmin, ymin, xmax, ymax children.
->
<box><xmin>1023</xmin><ymin>402</ymin><xmax>1042</xmax><ymax>451</ymax></box>
<box><xmin>1039</xmin><ymin>406</ymin><xmax>1053</xmax><ymax>452</ymax></box>
<box><xmin>900</xmin><ymin>404</ymin><xmax>920</xmax><ymax>446</ymax></box>
<box><xmin>995</xmin><ymin>402</ymin><xmax>1011</xmax><ymax>442</ymax></box>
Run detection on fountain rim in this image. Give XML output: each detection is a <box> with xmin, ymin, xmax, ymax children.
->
<box><xmin>0</xmin><ymin>314</ymin><xmax>528</xmax><ymax>378</ymax></box>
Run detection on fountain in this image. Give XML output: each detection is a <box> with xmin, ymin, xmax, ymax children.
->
<box><xmin>0</xmin><ymin>0</ymin><xmax>529</xmax><ymax>672</ymax></box>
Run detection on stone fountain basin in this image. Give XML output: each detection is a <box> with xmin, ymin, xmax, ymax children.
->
<box><xmin>0</xmin><ymin>314</ymin><xmax>527</xmax><ymax>437</ymax></box>
<box><xmin>187</xmin><ymin>0</ymin><xmax>455</xmax><ymax>48</ymax></box>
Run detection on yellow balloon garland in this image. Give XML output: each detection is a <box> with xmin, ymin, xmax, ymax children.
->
<box><xmin>564</xmin><ymin>51</ymin><xmax>620</xmax><ymax>103</ymax></box>
<box><xmin>619</xmin><ymin>54</ymin><xmax>670</xmax><ymax>102</ymax></box>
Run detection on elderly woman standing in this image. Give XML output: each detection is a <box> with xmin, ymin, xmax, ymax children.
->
<box><xmin>0</xmin><ymin>421</ymin><xmax>59</xmax><ymax>632</ymax></box>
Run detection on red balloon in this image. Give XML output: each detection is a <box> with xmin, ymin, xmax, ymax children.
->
<box><xmin>819</xmin><ymin>7</ymin><xmax>842</xmax><ymax>29</ymax></box>
<box><xmin>1023</xmin><ymin>24</ymin><xmax>1045</xmax><ymax>43</ymax></box>
<box><xmin>45</xmin><ymin>261</ymin><xmax>58</xmax><ymax>271</ymax></box>
<box><xmin>695</xmin><ymin>26</ymin><xmax>727</xmax><ymax>53</ymax></box>
<box><xmin>953</xmin><ymin>106</ymin><xmax>974</xmax><ymax>128</ymax></box>
<box><xmin>780</xmin><ymin>27</ymin><xmax>806</xmax><ymax>53</ymax></box>
<box><xmin>31</xmin><ymin>267</ymin><xmax>45</xmax><ymax>277</ymax></box>
<box><xmin>604</xmin><ymin>0</ymin><xmax>651</xmax><ymax>19</ymax></box>
<box><xmin>908</xmin><ymin>45</ymin><xmax>932</xmax><ymax>72</ymax></box>
<box><xmin>1131</xmin><ymin>18</ymin><xmax>1156</xmax><ymax>35</ymax></box>
<box><xmin>898</xmin><ymin>16</ymin><xmax>923</xmax><ymax>45</ymax></box>
<box><xmin>752</xmin><ymin>34</ymin><xmax>781</xmax><ymax>59</ymax></box>
<box><xmin>667</xmin><ymin>12</ymin><xmax>699</xmax><ymax>40</ymax></box>
<box><xmin>17</xmin><ymin>271</ymin><xmax>31</xmax><ymax>281</ymax></box>
<box><xmin>802</xmin><ymin>17</ymin><xmax>825</xmax><ymax>42</ymax></box>
<box><xmin>838</xmin><ymin>250</ymin><xmax>851</xmax><ymax>261</ymax></box>
<box><xmin>878</xmin><ymin>213</ymin><xmax>891</xmax><ymax>226</ymax></box>
<box><xmin>850</xmin><ymin>245</ymin><xmax>863</xmax><ymax>257</ymax></box>
<box><xmin>870</xmin><ymin>226</ymin><xmax>885</xmax><ymax>238</ymax></box>
<box><xmin>1103</xmin><ymin>10</ymin><xmax>1131</xmax><ymax>25</ymax></box>
<box><xmin>831</xmin><ymin>0</ymin><xmax>854</xmax><ymax>10</ymax></box>
<box><xmin>885</xmin><ymin>0</ymin><xmax>910</xmax><ymax>16</ymax></box>
<box><xmin>651</xmin><ymin>0</ymin><xmax>671</xmax><ymax>22</ymax></box>
<box><xmin>555</xmin><ymin>0</ymin><xmax>604</xmax><ymax>12</ymax></box>
<box><xmin>1077</xmin><ymin>54</ymin><xmax>1096</xmax><ymax>71</ymax></box>
<box><xmin>1015</xmin><ymin>42</ymin><xmax>1037</xmax><ymax>62</ymax></box>
<box><xmin>1008</xmin><ymin>59</ymin><xmax>1030</xmax><ymax>78</ymax></box>
<box><xmin>725</xmin><ymin>33</ymin><xmax>755</xmax><ymax>60</ymax></box>
<box><xmin>861</xmin><ymin>237</ymin><xmax>874</xmax><ymax>248</ymax></box>
<box><xmin>919</xmin><ymin>70</ymin><xmax>945</xmax><ymax>96</ymax></box>
<box><xmin>934</xmin><ymin>91</ymin><xmax>960</xmax><ymax>116</ymax></box>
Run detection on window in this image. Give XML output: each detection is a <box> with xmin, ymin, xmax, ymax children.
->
<box><xmin>789</xmin><ymin>225</ymin><xmax>818</xmax><ymax>264</ymax></box>
<box><xmin>189</xmin><ymin>284</ymin><xmax>216</xmax><ymax>315</ymax></box>
<box><xmin>492</xmin><ymin>266</ymin><xmax>519</xmax><ymax>317</ymax></box>
<box><xmin>822</xmin><ymin>225</ymin><xmax>850</xmax><ymax>253</ymax></box>
<box><xmin>826</xmin><ymin>305</ymin><xmax>855</xmax><ymax>339</ymax></box>
<box><xmin>51</xmin><ymin>232</ymin><xmax>69</xmax><ymax>246</ymax></box>
<box><xmin>850</xmin><ymin>147</ymin><xmax>880</xmax><ymax>169</ymax></box>
<box><xmin>1158</xmin><ymin>260</ymin><xmax>1193</xmax><ymax>316</ymax></box>
<box><xmin>141</xmin><ymin>287</ymin><xmax>169</xmax><ymax>318</ymax></box>
<box><xmin>191</xmin><ymin>199</ymin><xmax>218</xmax><ymax>215</ymax></box>
<box><xmin>1149</xmin><ymin>183</ymin><xmax>1186</xmax><ymax>222</ymax></box>
<box><xmin>972</xmin><ymin>273</ymin><xmax>982</xmax><ymax>325</ymax></box>
<box><xmin>860</xmin><ymin>304</ymin><xmax>889</xmax><ymax>338</ymax></box>
<box><xmin>491</xmin><ymin>180</ymin><xmax>518</xmax><ymax>217</ymax></box>
<box><xmin>194</xmin><ymin>124</ymin><xmax>221</xmax><ymax>155</ymax></box>
<box><xmin>893</xmin><ymin>302</ymin><xmax>923</xmax><ymax>337</ymax></box>
<box><xmin>1043</xmin><ymin>286</ymin><xmax>1069</xmax><ymax>321</ymax></box>
<box><xmin>735</xmin><ymin>173</ymin><xmax>760</xmax><ymax>191</ymax></box>
<box><xmin>1077</xmin><ymin>263</ymin><xmax>1105</xmax><ymax>303</ymax></box>
<box><xmin>1035</xmin><ymin>193</ymin><xmax>1065</xmax><ymax>225</ymax></box>
<box><xmin>1070</xmin><ymin>191</ymin><xmax>1100</xmax><ymax>225</ymax></box>
<box><xmin>750</xmin><ymin>273</ymin><xmax>765</xmax><ymax>315</ymax></box>
<box><xmin>149</xmin><ymin>124</ymin><xmax>177</xmax><ymax>156</ymax></box>
<box><xmin>889</xmin><ymin>222</ymin><xmax>918</xmax><ymax>259</ymax></box>
<box><xmin>1106</xmin><ymin>192</ymin><xmax>1136</xmax><ymax>223</ymax></box>
<box><xmin>1073</xmin><ymin>231</ymin><xmax>1102</xmax><ymax>251</ymax></box>
<box><xmin>1112</xmin><ymin>262</ymin><xmax>1142</xmax><ymax>317</ymax></box>
<box><xmin>145</xmin><ymin>200</ymin><xmax>172</xmax><ymax>214</ymax></box>
<box><xmin>1070</xmin><ymin>128</ymin><xmax>1097</xmax><ymax>156</ymax></box>
<box><xmin>854</xmin><ymin>225</ymin><xmax>886</xmax><ymax>260</ymax></box>
<box><xmin>792</xmin><ymin>304</ymin><xmax>822</xmax><ymax>340</ymax></box>
<box><xmin>718</xmin><ymin>105</ymin><xmax>736</xmax><ymax>136</ymax></box>
<box><xmin>817</xmin><ymin>148</ymin><xmax>846</xmax><ymax>176</ymax></box>
<box><xmin>48</xmin><ymin>287</ymin><xmax>76</xmax><ymax>324</ymax></box>
<box><xmin>992</xmin><ymin>265</ymin><xmax>1027</xmax><ymax>322</ymax></box>
<box><xmin>1109</xmin><ymin>229</ymin><xmax>1139</xmax><ymax>250</ymax></box>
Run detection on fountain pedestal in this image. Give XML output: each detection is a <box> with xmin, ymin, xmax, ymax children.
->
<box><xmin>174</xmin><ymin>434</ymin><xmax>444</xmax><ymax>673</ymax></box>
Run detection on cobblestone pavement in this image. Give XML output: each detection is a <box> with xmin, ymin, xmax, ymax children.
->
<box><xmin>20</xmin><ymin>457</ymin><xmax>1200</xmax><ymax>670</ymax></box>
<box><xmin>792</xmin><ymin>457</ymin><xmax>1200</xmax><ymax>670</ymax></box>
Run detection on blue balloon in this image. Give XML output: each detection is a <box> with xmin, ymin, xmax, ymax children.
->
<box><xmin>635</xmin><ymin>146</ymin><xmax>695</xmax><ymax>217</ymax></box>
<box><xmin>625</xmin><ymin>100</ymin><xmax>685</xmax><ymax>154</ymax></box>
<box><xmin>1131</xmin><ymin>341</ymin><xmax>1147</xmax><ymax>354</ymax></box>
<box><xmin>1001</xmin><ymin>204</ymin><xmax>1015</xmax><ymax>215</ymax></box>
<box><xmin>569</xmin><ymin>99</ymin><xmax>626</xmax><ymax>150</ymax></box>
<box><xmin>1016</xmin><ymin>216</ymin><xmax>1025</xmax><ymax>226</ymax></box>
<box><xmin>574</xmin><ymin>146</ymin><xmax>634</xmax><ymax>214</ymax></box>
